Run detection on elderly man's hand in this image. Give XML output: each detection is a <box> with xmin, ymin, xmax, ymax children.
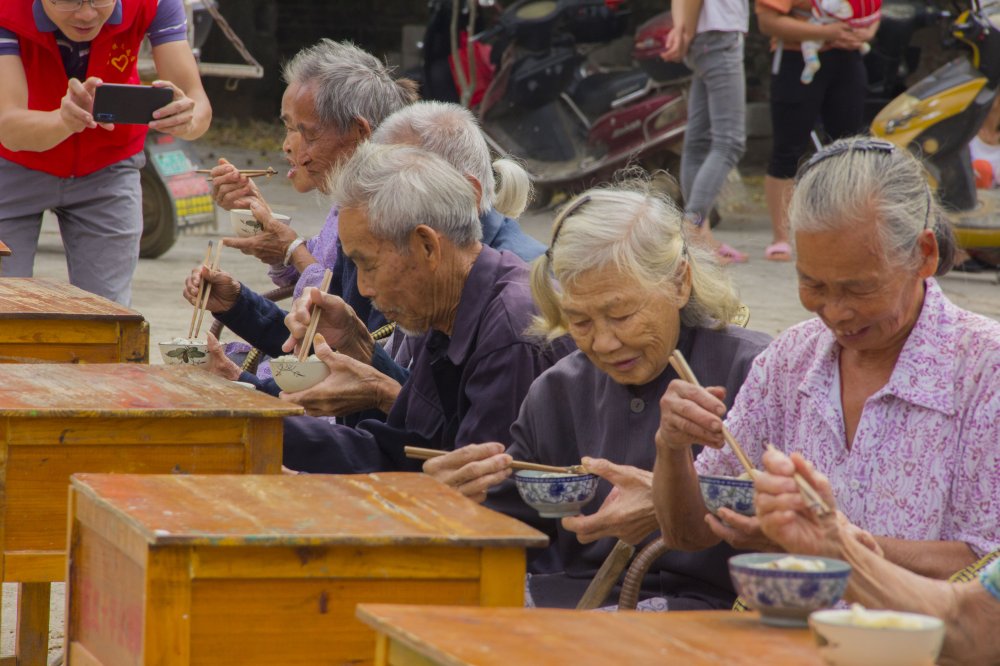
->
<box><xmin>202</xmin><ymin>332</ymin><xmax>242</xmax><ymax>381</ymax></box>
<box><xmin>183</xmin><ymin>263</ymin><xmax>241</xmax><ymax>314</ymax></box>
<box><xmin>421</xmin><ymin>443</ymin><xmax>513</xmax><ymax>504</ymax></box>
<box><xmin>706</xmin><ymin>507</ymin><xmax>781</xmax><ymax>552</ymax></box>
<box><xmin>282</xmin><ymin>289</ymin><xmax>374</xmax><ymax>364</ymax></box>
<box><xmin>279</xmin><ymin>334</ymin><xmax>401</xmax><ymax>415</ymax></box>
<box><xmin>223</xmin><ymin>201</ymin><xmax>299</xmax><ymax>266</ymax></box>
<box><xmin>211</xmin><ymin>158</ymin><xmax>268</xmax><ymax>211</ymax></box>
<box><xmin>655</xmin><ymin>379</ymin><xmax>728</xmax><ymax>452</ymax></box>
<box><xmin>561</xmin><ymin>458</ymin><xmax>659</xmax><ymax>545</ymax></box>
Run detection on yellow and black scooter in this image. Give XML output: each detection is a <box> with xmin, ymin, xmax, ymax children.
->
<box><xmin>872</xmin><ymin>0</ymin><xmax>1000</xmax><ymax>267</ymax></box>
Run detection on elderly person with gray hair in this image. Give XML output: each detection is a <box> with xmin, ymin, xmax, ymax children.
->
<box><xmin>424</xmin><ymin>185</ymin><xmax>771</xmax><ymax>609</ymax></box>
<box><xmin>655</xmin><ymin>137</ymin><xmax>1000</xmax><ymax>581</ymax></box>
<box><xmin>270</xmin><ymin>141</ymin><xmax>567</xmax><ymax>472</ymax></box>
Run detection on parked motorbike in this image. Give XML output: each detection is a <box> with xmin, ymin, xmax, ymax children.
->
<box><xmin>871</xmin><ymin>0</ymin><xmax>1000</xmax><ymax>267</ymax></box>
<box><xmin>420</xmin><ymin>0</ymin><xmax>691</xmax><ymax>209</ymax></box>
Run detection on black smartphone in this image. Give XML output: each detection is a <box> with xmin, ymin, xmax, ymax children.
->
<box><xmin>92</xmin><ymin>83</ymin><xmax>173</xmax><ymax>125</ymax></box>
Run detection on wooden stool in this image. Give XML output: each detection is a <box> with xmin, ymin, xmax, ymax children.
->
<box><xmin>357</xmin><ymin>605</ymin><xmax>826</xmax><ymax>666</ymax></box>
<box><xmin>66</xmin><ymin>473</ymin><xmax>548</xmax><ymax>666</ymax></box>
<box><xmin>0</xmin><ymin>364</ymin><xmax>302</xmax><ymax>666</ymax></box>
<box><xmin>0</xmin><ymin>278</ymin><xmax>148</xmax><ymax>363</ymax></box>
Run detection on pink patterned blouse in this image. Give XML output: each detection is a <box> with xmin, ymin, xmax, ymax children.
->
<box><xmin>696</xmin><ymin>279</ymin><xmax>1000</xmax><ymax>557</ymax></box>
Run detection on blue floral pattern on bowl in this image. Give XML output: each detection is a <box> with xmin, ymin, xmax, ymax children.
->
<box><xmin>514</xmin><ymin>470</ymin><xmax>599</xmax><ymax>518</ymax></box>
<box><xmin>699</xmin><ymin>474</ymin><xmax>755</xmax><ymax>516</ymax></box>
<box><xmin>729</xmin><ymin>553</ymin><xmax>852</xmax><ymax>627</ymax></box>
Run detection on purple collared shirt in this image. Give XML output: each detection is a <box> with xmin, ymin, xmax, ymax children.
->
<box><xmin>267</xmin><ymin>205</ymin><xmax>340</xmax><ymax>300</ymax></box>
<box><xmin>697</xmin><ymin>279</ymin><xmax>1000</xmax><ymax>557</ymax></box>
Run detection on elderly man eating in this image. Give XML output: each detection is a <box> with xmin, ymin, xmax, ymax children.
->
<box><xmin>270</xmin><ymin>142</ymin><xmax>568</xmax><ymax>471</ymax></box>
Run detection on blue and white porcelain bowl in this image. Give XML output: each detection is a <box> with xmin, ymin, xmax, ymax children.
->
<box><xmin>514</xmin><ymin>470</ymin><xmax>599</xmax><ymax>518</ymax></box>
<box><xmin>729</xmin><ymin>553</ymin><xmax>851</xmax><ymax>627</ymax></box>
<box><xmin>699</xmin><ymin>474</ymin><xmax>755</xmax><ymax>516</ymax></box>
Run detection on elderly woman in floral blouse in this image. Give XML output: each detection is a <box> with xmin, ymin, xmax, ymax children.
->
<box><xmin>654</xmin><ymin>137</ymin><xmax>1000</xmax><ymax>579</ymax></box>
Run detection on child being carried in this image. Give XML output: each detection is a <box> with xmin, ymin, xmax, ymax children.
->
<box><xmin>800</xmin><ymin>0</ymin><xmax>881</xmax><ymax>84</ymax></box>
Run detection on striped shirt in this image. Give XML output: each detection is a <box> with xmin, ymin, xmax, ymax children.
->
<box><xmin>0</xmin><ymin>0</ymin><xmax>187</xmax><ymax>79</ymax></box>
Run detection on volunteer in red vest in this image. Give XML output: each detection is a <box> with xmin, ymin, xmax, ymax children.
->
<box><xmin>0</xmin><ymin>0</ymin><xmax>211</xmax><ymax>305</ymax></box>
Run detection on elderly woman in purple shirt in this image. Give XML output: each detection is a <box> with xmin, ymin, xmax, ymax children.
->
<box><xmin>424</xmin><ymin>184</ymin><xmax>771</xmax><ymax>609</ymax></box>
<box><xmin>654</xmin><ymin>137</ymin><xmax>1000</xmax><ymax>580</ymax></box>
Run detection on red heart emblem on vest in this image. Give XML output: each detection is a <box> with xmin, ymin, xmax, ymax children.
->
<box><xmin>111</xmin><ymin>54</ymin><xmax>129</xmax><ymax>73</ymax></box>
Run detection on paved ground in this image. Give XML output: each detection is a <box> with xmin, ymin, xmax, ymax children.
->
<box><xmin>5</xmin><ymin>143</ymin><xmax>1000</xmax><ymax>662</ymax></box>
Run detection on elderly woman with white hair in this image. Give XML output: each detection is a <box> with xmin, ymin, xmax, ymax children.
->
<box><xmin>654</xmin><ymin>137</ymin><xmax>1000</xmax><ymax>581</ymax></box>
<box><xmin>424</xmin><ymin>185</ymin><xmax>771</xmax><ymax>609</ymax></box>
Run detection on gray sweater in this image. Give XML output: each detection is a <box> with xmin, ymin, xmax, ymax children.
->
<box><xmin>486</xmin><ymin>324</ymin><xmax>771</xmax><ymax>608</ymax></box>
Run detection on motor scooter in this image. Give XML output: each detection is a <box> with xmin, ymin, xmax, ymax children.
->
<box><xmin>421</xmin><ymin>0</ymin><xmax>692</xmax><ymax>209</ymax></box>
<box><xmin>871</xmin><ymin>0</ymin><xmax>1000</xmax><ymax>268</ymax></box>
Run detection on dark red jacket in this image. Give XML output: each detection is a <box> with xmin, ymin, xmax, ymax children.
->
<box><xmin>0</xmin><ymin>0</ymin><xmax>158</xmax><ymax>177</ymax></box>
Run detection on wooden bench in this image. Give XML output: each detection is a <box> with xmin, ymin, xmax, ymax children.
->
<box><xmin>0</xmin><ymin>278</ymin><xmax>148</xmax><ymax>363</ymax></box>
<box><xmin>66</xmin><ymin>472</ymin><xmax>548</xmax><ymax>666</ymax></box>
<box><xmin>357</xmin><ymin>605</ymin><xmax>826</xmax><ymax>666</ymax></box>
<box><xmin>0</xmin><ymin>364</ymin><xmax>302</xmax><ymax>666</ymax></box>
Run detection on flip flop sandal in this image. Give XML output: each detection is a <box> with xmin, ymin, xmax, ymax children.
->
<box><xmin>716</xmin><ymin>243</ymin><xmax>748</xmax><ymax>264</ymax></box>
<box><xmin>765</xmin><ymin>241</ymin><xmax>793</xmax><ymax>262</ymax></box>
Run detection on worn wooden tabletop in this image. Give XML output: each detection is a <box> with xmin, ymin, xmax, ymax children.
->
<box><xmin>0</xmin><ymin>277</ymin><xmax>143</xmax><ymax>319</ymax></box>
<box><xmin>357</xmin><ymin>605</ymin><xmax>826</xmax><ymax>666</ymax></box>
<box><xmin>0</xmin><ymin>363</ymin><xmax>302</xmax><ymax>416</ymax></box>
<box><xmin>71</xmin><ymin>473</ymin><xmax>550</xmax><ymax>548</ymax></box>
<box><xmin>0</xmin><ymin>241</ymin><xmax>10</xmax><ymax>257</ymax></box>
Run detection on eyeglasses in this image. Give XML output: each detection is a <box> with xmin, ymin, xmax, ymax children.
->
<box><xmin>545</xmin><ymin>195</ymin><xmax>591</xmax><ymax>263</ymax></box>
<box><xmin>48</xmin><ymin>0</ymin><xmax>116</xmax><ymax>12</ymax></box>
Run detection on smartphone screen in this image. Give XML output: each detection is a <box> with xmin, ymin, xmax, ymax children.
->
<box><xmin>93</xmin><ymin>84</ymin><xmax>173</xmax><ymax>125</ymax></box>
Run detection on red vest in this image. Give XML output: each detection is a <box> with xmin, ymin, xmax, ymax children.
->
<box><xmin>0</xmin><ymin>0</ymin><xmax>158</xmax><ymax>177</ymax></box>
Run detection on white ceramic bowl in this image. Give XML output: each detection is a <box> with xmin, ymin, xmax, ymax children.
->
<box><xmin>270</xmin><ymin>355</ymin><xmax>330</xmax><ymax>393</ymax></box>
<box><xmin>229</xmin><ymin>209</ymin><xmax>290</xmax><ymax>238</ymax></box>
<box><xmin>809</xmin><ymin>608</ymin><xmax>945</xmax><ymax>666</ymax></box>
<box><xmin>158</xmin><ymin>340</ymin><xmax>209</xmax><ymax>365</ymax></box>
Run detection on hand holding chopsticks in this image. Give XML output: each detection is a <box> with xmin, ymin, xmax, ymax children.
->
<box><xmin>188</xmin><ymin>241</ymin><xmax>223</xmax><ymax>339</ymax></box>
<box><xmin>669</xmin><ymin>349</ymin><xmax>831</xmax><ymax>517</ymax></box>
<box><xmin>297</xmin><ymin>269</ymin><xmax>334</xmax><ymax>362</ymax></box>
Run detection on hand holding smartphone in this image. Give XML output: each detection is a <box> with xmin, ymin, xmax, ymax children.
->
<box><xmin>92</xmin><ymin>83</ymin><xmax>173</xmax><ymax>125</ymax></box>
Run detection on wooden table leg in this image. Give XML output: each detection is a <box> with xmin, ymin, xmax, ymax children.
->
<box><xmin>16</xmin><ymin>582</ymin><xmax>51</xmax><ymax>666</ymax></box>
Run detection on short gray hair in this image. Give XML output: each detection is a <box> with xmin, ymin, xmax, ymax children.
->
<box><xmin>530</xmin><ymin>183</ymin><xmax>741</xmax><ymax>339</ymax></box>
<box><xmin>282</xmin><ymin>39</ymin><xmax>417</xmax><ymax>134</ymax></box>
<box><xmin>789</xmin><ymin>136</ymin><xmax>955</xmax><ymax>276</ymax></box>
<box><xmin>371</xmin><ymin>101</ymin><xmax>532</xmax><ymax>218</ymax></box>
<box><xmin>331</xmin><ymin>142</ymin><xmax>483</xmax><ymax>249</ymax></box>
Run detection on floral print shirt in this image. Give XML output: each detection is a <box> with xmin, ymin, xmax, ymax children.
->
<box><xmin>696</xmin><ymin>279</ymin><xmax>1000</xmax><ymax>557</ymax></box>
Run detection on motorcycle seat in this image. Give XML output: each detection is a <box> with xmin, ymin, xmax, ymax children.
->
<box><xmin>569</xmin><ymin>69</ymin><xmax>651</xmax><ymax>121</ymax></box>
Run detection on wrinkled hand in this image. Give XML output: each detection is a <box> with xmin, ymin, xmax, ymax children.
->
<box><xmin>279</xmin><ymin>334</ymin><xmax>400</xmax><ymax>416</ymax></box>
<box><xmin>421</xmin><ymin>442</ymin><xmax>513</xmax><ymax>504</ymax></box>
<box><xmin>706</xmin><ymin>506</ymin><xmax>781</xmax><ymax>552</ymax></box>
<box><xmin>183</xmin><ymin>263</ymin><xmax>241</xmax><ymax>313</ymax></box>
<box><xmin>148</xmin><ymin>79</ymin><xmax>197</xmax><ymax>136</ymax></box>
<box><xmin>211</xmin><ymin>158</ymin><xmax>268</xmax><ymax>211</ymax></box>
<box><xmin>754</xmin><ymin>448</ymin><xmax>845</xmax><ymax>557</ymax></box>
<box><xmin>61</xmin><ymin>77</ymin><xmax>113</xmax><ymax>133</ymax></box>
<box><xmin>282</xmin><ymin>289</ymin><xmax>374</xmax><ymax>363</ymax></box>
<box><xmin>655</xmin><ymin>379</ymin><xmax>728</xmax><ymax>452</ymax></box>
<box><xmin>661</xmin><ymin>24</ymin><xmax>691</xmax><ymax>62</ymax></box>
<box><xmin>222</xmin><ymin>201</ymin><xmax>298</xmax><ymax>266</ymax></box>
<box><xmin>202</xmin><ymin>332</ymin><xmax>242</xmax><ymax>381</ymax></box>
<box><xmin>561</xmin><ymin>458</ymin><xmax>659</xmax><ymax>545</ymax></box>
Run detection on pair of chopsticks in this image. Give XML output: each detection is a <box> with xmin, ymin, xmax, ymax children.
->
<box><xmin>669</xmin><ymin>349</ymin><xmax>831</xmax><ymax>516</ymax></box>
<box><xmin>188</xmin><ymin>241</ymin><xmax>222</xmax><ymax>339</ymax></box>
<box><xmin>297</xmin><ymin>269</ymin><xmax>334</xmax><ymax>362</ymax></box>
<box><xmin>196</xmin><ymin>167</ymin><xmax>277</xmax><ymax>178</ymax></box>
<box><xmin>404</xmin><ymin>446</ymin><xmax>586</xmax><ymax>474</ymax></box>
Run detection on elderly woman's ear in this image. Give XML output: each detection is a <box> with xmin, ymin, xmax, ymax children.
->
<box><xmin>916</xmin><ymin>228</ymin><xmax>940</xmax><ymax>279</ymax></box>
<box><xmin>674</xmin><ymin>259</ymin><xmax>693</xmax><ymax>308</ymax></box>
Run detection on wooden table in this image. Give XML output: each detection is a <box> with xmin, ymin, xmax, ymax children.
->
<box><xmin>0</xmin><ymin>364</ymin><xmax>302</xmax><ymax>666</ymax></box>
<box><xmin>65</xmin><ymin>473</ymin><xmax>548</xmax><ymax>666</ymax></box>
<box><xmin>356</xmin><ymin>606</ymin><xmax>826</xmax><ymax>666</ymax></box>
<box><xmin>0</xmin><ymin>278</ymin><xmax>148</xmax><ymax>363</ymax></box>
<box><xmin>0</xmin><ymin>242</ymin><xmax>10</xmax><ymax>274</ymax></box>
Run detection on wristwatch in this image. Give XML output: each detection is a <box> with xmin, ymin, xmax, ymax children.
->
<box><xmin>283</xmin><ymin>236</ymin><xmax>305</xmax><ymax>267</ymax></box>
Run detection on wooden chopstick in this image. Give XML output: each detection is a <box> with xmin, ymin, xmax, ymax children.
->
<box><xmin>404</xmin><ymin>446</ymin><xmax>586</xmax><ymax>474</ymax></box>
<box><xmin>187</xmin><ymin>241</ymin><xmax>212</xmax><ymax>339</ymax></box>
<box><xmin>297</xmin><ymin>269</ymin><xmax>334</xmax><ymax>362</ymax></box>
<box><xmin>193</xmin><ymin>242</ymin><xmax>223</xmax><ymax>339</ymax></box>
<box><xmin>668</xmin><ymin>350</ymin><xmax>755</xmax><ymax>476</ymax></box>
<box><xmin>195</xmin><ymin>167</ymin><xmax>277</xmax><ymax>177</ymax></box>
